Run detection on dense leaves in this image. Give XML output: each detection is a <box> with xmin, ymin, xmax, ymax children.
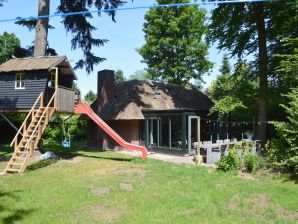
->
<box><xmin>266</xmin><ymin>88</ymin><xmax>298</xmax><ymax>174</ymax></box>
<box><xmin>208</xmin><ymin>0</ymin><xmax>298</xmax><ymax>143</ymax></box>
<box><xmin>0</xmin><ymin>32</ymin><xmax>21</xmax><ymax>63</ymax></box>
<box><xmin>12</xmin><ymin>0</ymin><xmax>126</xmax><ymax>73</ymax></box>
<box><xmin>138</xmin><ymin>0</ymin><xmax>212</xmax><ymax>86</ymax></box>
<box><xmin>56</xmin><ymin>0</ymin><xmax>126</xmax><ymax>73</ymax></box>
<box><xmin>84</xmin><ymin>90</ymin><xmax>97</xmax><ymax>104</ymax></box>
<box><xmin>208</xmin><ymin>56</ymin><xmax>257</xmax><ymax>120</ymax></box>
<box><xmin>115</xmin><ymin>69</ymin><xmax>126</xmax><ymax>83</ymax></box>
<box><xmin>43</xmin><ymin>114</ymin><xmax>87</xmax><ymax>143</ymax></box>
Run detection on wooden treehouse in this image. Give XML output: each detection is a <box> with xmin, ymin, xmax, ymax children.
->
<box><xmin>0</xmin><ymin>56</ymin><xmax>79</xmax><ymax>175</ymax></box>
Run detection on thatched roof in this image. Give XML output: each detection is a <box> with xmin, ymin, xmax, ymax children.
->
<box><xmin>0</xmin><ymin>56</ymin><xmax>77</xmax><ymax>79</ymax></box>
<box><xmin>93</xmin><ymin>80</ymin><xmax>212</xmax><ymax>120</ymax></box>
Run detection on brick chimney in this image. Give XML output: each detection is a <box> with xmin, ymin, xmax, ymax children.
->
<box><xmin>97</xmin><ymin>70</ymin><xmax>115</xmax><ymax>115</ymax></box>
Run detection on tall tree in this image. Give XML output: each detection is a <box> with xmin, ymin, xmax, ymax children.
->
<box><xmin>34</xmin><ymin>0</ymin><xmax>50</xmax><ymax>56</ymax></box>
<box><xmin>115</xmin><ymin>69</ymin><xmax>125</xmax><ymax>83</ymax></box>
<box><xmin>129</xmin><ymin>70</ymin><xmax>149</xmax><ymax>81</ymax></box>
<box><xmin>209</xmin><ymin>59</ymin><xmax>257</xmax><ymax>121</ymax></box>
<box><xmin>84</xmin><ymin>90</ymin><xmax>97</xmax><ymax>104</ymax></box>
<box><xmin>138</xmin><ymin>0</ymin><xmax>212</xmax><ymax>86</ymax></box>
<box><xmin>208</xmin><ymin>0</ymin><xmax>297</xmax><ymax>144</ymax></box>
<box><xmin>0</xmin><ymin>32</ymin><xmax>20</xmax><ymax>63</ymax></box>
<box><xmin>15</xmin><ymin>0</ymin><xmax>126</xmax><ymax>73</ymax></box>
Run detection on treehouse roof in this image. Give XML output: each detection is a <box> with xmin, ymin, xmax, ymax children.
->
<box><xmin>0</xmin><ymin>56</ymin><xmax>77</xmax><ymax>79</ymax></box>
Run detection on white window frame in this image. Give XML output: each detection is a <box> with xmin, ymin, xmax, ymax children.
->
<box><xmin>15</xmin><ymin>72</ymin><xmax>25</xmax><ymax>89</ymax></box>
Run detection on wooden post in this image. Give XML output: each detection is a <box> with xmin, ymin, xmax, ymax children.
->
<box><xmin>55</xmin><ymin>68</ymin><xmax>58</xmax><ymax>110</ymax></box>
<box><xmin>23</xmin><ymin>123</ymin><xmax>26</xmax><ymax>134</ymax></box>
<box><xmin>40</xmin><ymin>92</ymin><xmax>44</xmax><ymax>107</ymax></box>
<box><xmin>145</xmin><ymin>119</ymin><xmax>149</xmax><ymax>148</ymax></box>
<box><xmin>38</xmin><ymin>125</ymin><xmax>42</xmax><ymax>141</ymax></box>
<box><xmin>182</xmin><ymin>115</ymin><xmax>186</xmax><ymax>151</ymax></box>
<box><xmin>14</xmin><ymin>139</ymin><xmax>17</xmax><ymax>151</ymax></box>
<box><xmin>45</xmin><ymin>109</ymin><xmax>49</xmax><ymax>125</ymax></box>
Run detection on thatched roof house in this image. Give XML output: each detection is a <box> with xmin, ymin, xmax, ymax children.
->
<box><xmin>87</xmin><ymin>70</ymin><xmax>213</xmax><ymax>154</ymax></box>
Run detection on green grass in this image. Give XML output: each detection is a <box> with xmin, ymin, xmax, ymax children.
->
<box><xmin>0</xmin><ymin>143</ymin><xmax>297</xmax><ymax>224</ymax></box>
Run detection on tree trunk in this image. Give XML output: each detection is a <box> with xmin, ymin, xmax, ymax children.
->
<box><xmin>34</xmin><ymin>0</ymin><xmax>50</xmax><ymax>56</ymax></box>
<box><xmin>254</xmin><ymin>3</ymin><xmax>268</xmax><ymax>146</ymax></box>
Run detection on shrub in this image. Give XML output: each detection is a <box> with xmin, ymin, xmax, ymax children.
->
<box><xmin>217</xmin><ymin>149</ymin><xmax>240</xmax><ymax>172</ymax></box>
<box><xmin>265</xmin><ymin>88</ymin><xmax>298</xmax><ymax>174</ymax></box>
<box><xmin>244</xmin><ymin>153</ymin><xmax>266</xmax><ymax>173</ymax></box>
<box><xmin>43</xmin><ymin>114</ymin><xmax>87</xmax><ymax>143</ymax></box>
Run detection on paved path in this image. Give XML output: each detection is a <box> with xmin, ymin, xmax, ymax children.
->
<box><xmin>118</xmin><ymin>150</ymin><xmax>195</xmax><ymax>165</ymax></box>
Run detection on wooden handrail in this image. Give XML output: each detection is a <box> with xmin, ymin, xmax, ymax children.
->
<box><xmin>25</xmin><ymin>91</ymin><xmax>56</xmax><ymax>150</ymax></box>
<box><xmin>10</xmin><ymin>92</ymin><xmax>44</xmax><ymax>147</ymax></box>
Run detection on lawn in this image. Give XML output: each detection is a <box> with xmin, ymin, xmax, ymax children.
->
<box><xmin>0</xmin><ymin>143</ymin><xmax>297</xmax><ymax>224</ymax></box>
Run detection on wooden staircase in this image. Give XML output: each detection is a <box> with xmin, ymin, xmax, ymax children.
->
<box><xmin>1</xmin><ymin>91</ymin><xmax>56</xmax><ymax>175</ymax></box>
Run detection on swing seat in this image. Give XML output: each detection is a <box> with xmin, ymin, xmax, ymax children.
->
<box><xmin>62</xmin><ymin>140</ymin><xmax>71</xmax><ymax>148</ymax></box>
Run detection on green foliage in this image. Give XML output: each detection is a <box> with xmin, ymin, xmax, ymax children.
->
<box><xmin>209</xmin><ymin>59</ymin><xmax>257</xmax><ymax>120</ymax></box>
<box><xmin>84</xmin><ymin>90</ymin><xmax>96</xmax><ymax>104</ymax></box>
<box><xmin>217</xmin><ymin>149</ymin><xmax>240</xmax><ymax>172</ymax></box>
<box><xmin>244</xmin><ymin>153</ymin><xmax>265</xmax><ymax>173</ymax></box>
<box><xmin>43</xmin><ymin>114</ymin><xmax>86</xmax><ymax>143</ymax></box>
<box><xmin>129</xmin><ymin>70</ymin><xmax>150</xmax><ymax>81</ymax></box>
<box><xmin>0</xmin><ymin>32</ymin><xmax>20</xmax><ymax>64</ymax></box>
<box><xmin>273</xmin><ymin>38</ymin><xmax>298</xmax><ymax>90</ymax></box>
<box><xmin>209</xmin><ymin>96</ymin><xmax>247</xmax><ymax>118</ymax></box>
<box><xmin>115</xmin><ymin>69</ymin><xmax>126</xmax><ymax>83</ymax></box>
<box><xmin>71</xmin><ymin>81</ymin><xmax>80</xmax><ymax>92</ymax></box>
<box><xmin>138</xmin><ymin>0</ymin><xmax>212</xmax><ymax>86</ymax></box>
<box><xmin>266</xmin><ymin>88</ymin><xmax>298</xmax><ymax>174</ymax></box>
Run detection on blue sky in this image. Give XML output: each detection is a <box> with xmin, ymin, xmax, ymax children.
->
<box><xmin>0</xmin><ymin>0</ymin><xmax>228</xmax><ymax>96</ymax></box>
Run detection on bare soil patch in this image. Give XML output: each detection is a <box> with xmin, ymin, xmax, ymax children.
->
<box><xmin>120</xmin><ymin>182</ymin><xmax>133</xmax><ymax>191</ymax></box>
<box><xmin>91</xmin><ymin>187</ymin><xmax>110</xmax><ymax>196</ymax></box>
<box><xmin>84</xmin><ymin>203</ymin><xmax>124</xmax><ymax>222</ymax></box>
<box><xmin>228</xmin><ymin>193</ymin><xmax>298</xmax><ymax>220</ymax></box>
<box><xmin>178</xmin><ymin>208</ymin><xmax>199</xmax><ymax>216</ymax></box>
<box><xmin>238</xmin><ymin>171</ymin><xmax>255</xmax><ymax>180</ymax></box>
<box><xmin>113</xmin><ymin>167</ymin><xmax>146</xmax><ymax>177</ymax></box>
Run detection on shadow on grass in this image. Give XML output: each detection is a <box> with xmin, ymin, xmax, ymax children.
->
<box><xmin>0</xmin><ymin>190</ymin><xmax>36</xmax><ymax>224</ymax></box>
<box><xmin>284</xmin><ymin>173</ymin><xmax>298</xmax><ymax>184</ymax></box>
<box><xmin>26</xmin><ymin>160</ymin><xmax>57</xmax><ymax>172</ymax></box>
<box><xmin>75</xmin><ymin>152</ymin><xmax>135</xmax><ymax>162</ymax></box>
<box><xmin>1</xmin><ymin>208</ymin><xmax>35</xmax><ymax>224</ymax></box>
<box><xmin>0</xmin><ymin>145</ymin><xmax>13</xmax><ymax>162</ymax></box>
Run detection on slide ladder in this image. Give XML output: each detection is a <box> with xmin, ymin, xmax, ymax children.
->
<box><xmin>1</xmin><ymin>92</ymin><xmax>56</xmax><ymax>175</ymax></box>
<box><xmin>75</xmin><ymin>103</ymin><xmax>147</xmax><ymax>160</ymax></box>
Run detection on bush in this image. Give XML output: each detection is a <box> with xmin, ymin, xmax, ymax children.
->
<box><xmin>217</xmin><ymin>149</ymin><xmax>240</xmax><ymax>172</ymax></box>
<box><xmin>43</xmin><ymin>114</ymin><xmax>87</xmax><ymax>143</ymax></box>
<box><xmin>244</xmin><ymin>153</ymin><xmax>266</xmax><ymax>173</ymax></box>
<box><xmin>265</xmin><ymin>88</ymin><xmax>298</xmax><ymax>174</ymax></box>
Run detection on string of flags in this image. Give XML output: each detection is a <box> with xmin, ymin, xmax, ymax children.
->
<box><xmin>200</xmin><ymin>118</ymin><xmax>281</xmax><ymax>126</ymax></box>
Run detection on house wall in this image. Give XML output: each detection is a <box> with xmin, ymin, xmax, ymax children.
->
<box><xmin>87</xmin><ymin>119</ymin><xmax>141</xmax><ymax>149</ymax></box>
<box><xmin>0</xmin><ymin>70</ymin><xmax>48</xmax><ymax>110</ymax></box>
<box><xmin>96</xmin><ymin>70</ymin><xmax>116</xmax><ymax>115</ymax></box>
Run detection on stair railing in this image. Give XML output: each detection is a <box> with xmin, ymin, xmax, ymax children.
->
<box><xmin>25</xmin><ymin>91</ymin><xmax>57</xmax><ymax>153</ymax></box>
<box><xmin>10</xmin><ymin>92</ymin><xmax>44</xmax><ymax>151</ymax></box>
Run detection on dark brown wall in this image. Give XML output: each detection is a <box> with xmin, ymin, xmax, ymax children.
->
<box><xmin>97</xmin><ymin>70</ymin><xmax>115</xmax><ymax>115</ymax></box>
<box><xmin>87</xmin><ymin>119</ymin><xmax>141</xmax><ymax>149</ymax></box>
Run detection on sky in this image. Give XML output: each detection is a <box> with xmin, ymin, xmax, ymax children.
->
<box><xmin>0</xmin><ymin>0</ymin><xmax>228</xmax><ymax>96</ymax></box>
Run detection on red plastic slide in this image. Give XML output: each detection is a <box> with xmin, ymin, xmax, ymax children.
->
<box><xmin>75</xmin><ymin>103</ymin><xmax>147</xmax><ymax>160</ymax></box>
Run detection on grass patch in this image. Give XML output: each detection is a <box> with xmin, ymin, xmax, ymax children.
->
<box><xmin>0</xmin><ymin>143</ymin><xmax>297</xmax><ymax>223</ymax></box>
